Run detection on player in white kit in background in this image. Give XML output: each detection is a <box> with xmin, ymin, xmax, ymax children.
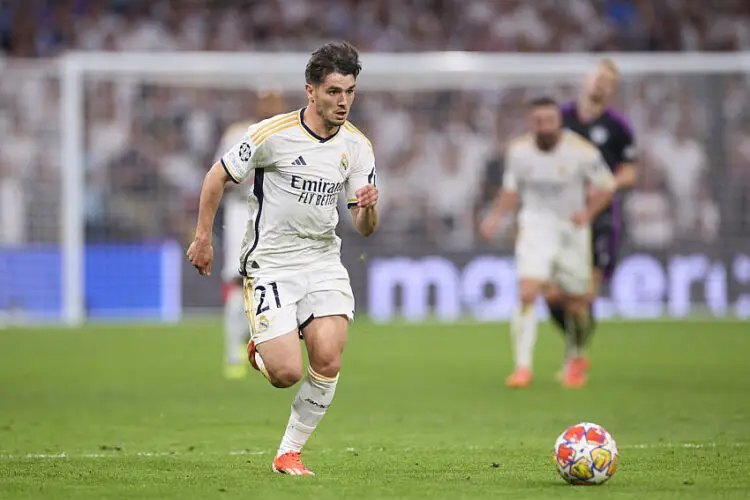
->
<box><xmin>218</xmin><ymin>91</ymin><xmax>286</xmax><ymax>380</ymax></box>
<box><xmin>480</xmin><ymin>97</ymin><xmax>616</xmax><ymax>389</ymax></box>
<box><xmin>187</xmin><ymin>41</ymin><xmax>378</xmax><ymax>476</ymax></box>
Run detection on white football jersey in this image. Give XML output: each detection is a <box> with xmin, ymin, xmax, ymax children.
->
<box><xmin>221</xmin><ymin>109</ymin><xmax>376</xmax><ymax>273</ymax></box>
<box><xmin>503</xmin><ymin>130</ymin><xmax>615</xmax><ymax>227</ymax></box>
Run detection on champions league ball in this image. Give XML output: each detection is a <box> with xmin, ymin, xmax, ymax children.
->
<box><xmin>554</xmin><ymin>422</ymin><xmax>619</xmax><ymax>485</ymax></box>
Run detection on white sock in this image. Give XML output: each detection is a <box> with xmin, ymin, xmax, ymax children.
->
<box><xmin>224</xmin><ymin>285</ymin><xmax>249</xmax><ymax>365</ymax></box>
<box><xmin>511</xmin><ymin>303</ymin><xmax>537</xmax><ymax>370</ymax></box>
<box><xmin>277</xmin><ymin>367</ymin><xmax>338</xmax><ymax>456</ymax></box>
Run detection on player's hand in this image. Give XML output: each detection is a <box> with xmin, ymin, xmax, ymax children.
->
<box><xmin>355</xmin><ymin>185</ymin><xmax>378</xmax><ymax>208</ymax></box>
<box><xmin>187</xmin><ymin>236</ymin><xmax>213</xmax><ymax>276</ymax></box>
<box><xmin>571</xmin><ymin>210</ymin><xmax>591</xmax><ymax>227</ymax></box>
<box><xmin>479</xmin><ymin>216</ymin><xmax>500</xmax><ymax>241</ymax></box>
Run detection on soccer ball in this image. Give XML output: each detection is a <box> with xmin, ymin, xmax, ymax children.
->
<box><xmin>554</xmin><ymin>422</ymin><xmax>618</xmax><ymax>485</ymax></box>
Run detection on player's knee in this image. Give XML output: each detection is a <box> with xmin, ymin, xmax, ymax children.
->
<box><xmin>267</xmin><ymin>363</ymin><xmax>303</xmax><ymax>388</ymax></box>
<box><xmin>545</xmin><ymin>288</ymin><xmax>563</xmax><ymax>306</ymax></box>
<box><xmin>518</xmin><ymin>279</ymin><xmax>543</xmax><ymax>306</ymax></box>
<box><xmin>309</xmin><ymin>349</ymin><xmax>341</xmax><ymax>379</ymax></box>
<box><xmin>564</xmin><ymin>298</ymin><xmax>587</xmax><ymax>318</ymax></box>
<box><xmin>519</xmin><ymin>288</ymin><xmax>538</xmax><ymax>307</ymax></box>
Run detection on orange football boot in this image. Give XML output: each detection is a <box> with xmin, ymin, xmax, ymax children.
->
<box><xmin>562</xmin><ymin>357</ymin><xmax>588</xmax><ymax>388</ymax></box>
<box><xmin>505</xmin><ymin>368</ymin><xmax>532</xmax><ymax>388</ymax></box>
<box><xmin>273</xmin><ymin>451</ymin><xmax>315</xmax><ymax>476</ymax></box>
<box><xmin>556</xmin><ymin>356</ymin><xmax>590</xmax><ymax>381</ymax></box>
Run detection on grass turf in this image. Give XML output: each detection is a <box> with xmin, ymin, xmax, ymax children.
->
<box><xmin>0</xmin><ymin>319</ymin><xmax>748</xmax><ymax>499</ymax></box>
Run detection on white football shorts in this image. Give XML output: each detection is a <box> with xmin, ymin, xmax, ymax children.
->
<box><xmin>515</xmin><ymin>222</ymin><xmax>592</xmax><ymax>296</ymax></box>
<box><xmin>222</xmin><ymin>196</ymin><xmax>249</xmax><ymax>283</ymax></box>
<box><xmin>242</xmin><ymin>259</ymin><xmax>355</xmax><ymax>345</ymax></box>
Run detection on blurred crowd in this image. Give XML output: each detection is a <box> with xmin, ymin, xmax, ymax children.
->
<box><xmin>1</xmin><ymin>0</ymin><xmax>750</xmax><ymax>253</ymax></box>
<box><xmin>3</xmin><ymin>0</ymin><xmax>750</xmax><ymax>55</ymax></box>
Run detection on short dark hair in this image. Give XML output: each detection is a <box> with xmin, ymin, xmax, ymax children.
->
<box><xmin>529</xmin><ymin>96</ymin><xmax>558</xmax><ymax>108</ymax></box>
<box><xmin>305</xmin><ymin>41</ymin><xmax>362</xmax><ymax>86</ymax></box>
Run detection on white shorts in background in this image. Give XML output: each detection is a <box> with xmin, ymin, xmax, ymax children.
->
<box><xmin>242</xmin><ymin>261</ymin><xmax>355</xmax><ymax>345</ymax></box>
<box><xmin>222</xmin><ymin>196</ymin><xmax>249</xmax><ymax>283</ymax></box>
<box><xmin>515</xmin><ymin>223</ymin><xmax>592</xmax><ymax>295</ymax></box>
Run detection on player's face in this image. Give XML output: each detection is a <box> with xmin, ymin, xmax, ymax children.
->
<box><xmin>307</xmin><ymin>72</ymin><xmax>357</xmax><ymax>129</ymax></box>
<box><xmin>530</xmin><ymin>105</ymin><xmax>562</xmax><ymax>151</ymax></box>
<box><xmin>585</xmin><ymin>67</ymin><xmax>619</xmax><ymax>104</ymax></box>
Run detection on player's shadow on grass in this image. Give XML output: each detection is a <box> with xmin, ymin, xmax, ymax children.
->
<box><xmin>539</xmin><ymin>479</ymin><xmax>621</xmax><ymax>489</ymax></box>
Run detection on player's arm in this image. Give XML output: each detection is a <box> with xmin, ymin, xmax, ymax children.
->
<box><xmin>614</xmin><ymin>128</ymin><xmax>638</xmax><ymax>190</ymax></box>
<box><xmin>188</xmin><ymin>133</ymin><xmax>259</xmax><ymax>275</ymax></box>
<box><xmin>582</xmin><ymin>151</ymin><xmax>616</xmax><ymax>223</ymax></box>
<box><xmin>615</xmin><ymin>162</ymin><xmax>637</xmax><ymax>189</ymax></box>
<box><xmin>480</xmin><ymin>147</ymin><xmax>520</xmax><ymax>240</ymax></box>
<box><xmin>346</xmin><ymin>142</ymin><xmax>379</xmax><ymax>237</ymax></box>
<box><xmin>194</xmin><ymin>162</ymin><xmax>232</xmax><ymax>242</ymax></box>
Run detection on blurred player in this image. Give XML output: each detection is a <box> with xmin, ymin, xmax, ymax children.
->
<box><xmin>187</xmin><ymin>41</ymin><xmax>378</xmax><ymax>476</ymax></box>
<box><xmin>219</xmin><ymin>91</ymin><xmax>286</xmax><ymax>380</ymax></box>
<box><xmin>547</xmin><ymin>59</ymin><xmax>638</xmax><ymax>387</ymax></box>
<box><xmin>480</xmin><ymin>97</ymin><xmax>615</xmax><ymax>389</ymax></box>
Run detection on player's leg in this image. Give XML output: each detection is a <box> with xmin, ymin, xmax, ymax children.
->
<box><xmin>243</xmin><ymin>276</ymin><xmax>306</xmax><ymax>387</ymax></box>
<box><xmin>272</xmin><ymin>314</ymin><xmax>347</xmax><ymax>475</ymax></box>
<box><xmin>545</xmin><ymin>289</ymin><xmax>568</xmax><ymax>342</ymax></box>
<box><xmin>554</xmin><ymin>225</ymin><xmax>595</xmax><ymax>388</ymax></box>
<box><xmin>567</xmin><ymin>224</ymin><xmax>616</xmax><ymax>368</ymax></box>
<box><xmin>222</xmin><ymin>198</ymin><xmax>250</xmax><ymax>378</ymax></box>
<box><xmin>577</xmin><ymin>267</ymin><xmax>604</xmax><ymax>357</ymax></box>
<box><xmin>223</xmin><ymin>277</ymin><xmax>250</xmax><ymax>379</ymax></box>
<box><xmin>508</xmin><ymin>227</ymin><xmax>555</xmax><ymax>387</ymax></box>
<box><xmin>545</xmin><ymin>283</ymin><xmax>576</xmax><ymax>380</ymax></box>
<box><xmin>560</xmin><ymin>293</ymin><xmax>592</xmax><ymax>388</ymax></box>
<box><xmin>253</xmin><ymin>330</ymin><xmax>305</xmax><ymax>388</ymax></box>
<box><xmin>506</xmin><ymin>278</ymin><xmax>545</xmax><ymax>388</ymax></box>
<box><xmin>546</xmin><ymin>223</ymin><xmax>609</xmax><ymax>367</ymax></box>
<box><xmin>272</xmin><ymin>267</ymin><xmax>354</xmax><ymax>475</ymax></box>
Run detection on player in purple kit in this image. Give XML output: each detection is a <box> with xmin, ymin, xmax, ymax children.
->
<box><xmin>547</xmin><ymin>59</ymin><xmax>638</xmax><ymax>388</ymax></box>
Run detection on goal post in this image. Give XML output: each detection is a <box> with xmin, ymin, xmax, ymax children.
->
<box><xmin>60</xmin><ymin>58</ymin><xmax>85</xmax><ymax>326</ymax></box>
<box><xmin>44</xmin><ymin>51</ymin><xmax>750</xmax><ymax>324</ymax></box>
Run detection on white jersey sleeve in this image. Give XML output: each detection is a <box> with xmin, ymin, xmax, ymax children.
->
<box><xmin>344</xmin><ymin>139</ymin><xmax>376</xmax><ymax>208</ymax></box>
<box><xmin>214</xmin><ymin>122</ymin><xmax>251</xmax><ymax>163</ymax></box>
<box><xmin>501</xmin><ymin>141</ymin><xmax>523</xmax><ymax>192</ymax></box>
<box><xmin>220</xmin><ymin>124</ymin><xmax>270</xmax><ymax>183</ymax></box>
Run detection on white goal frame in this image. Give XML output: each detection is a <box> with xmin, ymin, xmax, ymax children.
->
<box><xmin>59</xmin><ymin>51</ymin><xmax>750</xmax><ymax>325</ymax></box>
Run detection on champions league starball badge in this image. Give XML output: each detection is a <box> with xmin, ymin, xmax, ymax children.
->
<box><xmin>239</xmin><ymin>142</ymin><xmax>252</xmax><ymax>161</ymax></box>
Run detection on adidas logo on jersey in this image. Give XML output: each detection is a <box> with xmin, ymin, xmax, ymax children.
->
<box><xmin>292</xmin><ymin>156</ymin><xmax>307</xmax><ymax>166</ymax></box>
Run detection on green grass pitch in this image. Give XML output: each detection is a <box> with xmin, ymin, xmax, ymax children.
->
<box><xmin>1</xmin><ymin>319</ymin><xmax>749</xmax><ymax>499</ymax></box>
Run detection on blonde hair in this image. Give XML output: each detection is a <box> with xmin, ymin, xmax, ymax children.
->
<box><xmin>598</xmin><ymin>58</ymin><xmax>620</xmax><ymax>77</ymax></box>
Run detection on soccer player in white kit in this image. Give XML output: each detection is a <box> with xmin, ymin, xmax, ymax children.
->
<box><xmin>187</xmin><ymin>41</ymin><xmax>378</xmax><ymax>476</ymax></box>
<box><xmin>218</xmin><ymin>91</ymin><xmax>286</xmax><ymax>380</ymax></box>
<box><xmin>480</xmin><ymin>97</ymin><xmax>615</xmax><ymax>389</ymax></box>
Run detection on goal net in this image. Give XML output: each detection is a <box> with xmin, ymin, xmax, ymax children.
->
<box><xmin>2</xmin><ymin>52</ymin><xmax>749</xmax><ymax>325</ymax></box>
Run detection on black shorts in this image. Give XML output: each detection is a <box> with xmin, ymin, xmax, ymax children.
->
<box><xmin>591</xmin><ymin>216</ymin><xmax>619</xmax><ymax>279</ymax></box>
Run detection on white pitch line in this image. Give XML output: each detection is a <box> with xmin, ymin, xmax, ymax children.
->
<box><xmin>619</xmin><ymin>442</ymin><xmax>745</xmax><ymax>450</ymax></box>
<box><xmin>0</xmin><ymin>450</ymin><xmax>269</xmax><ymax>460</ymax></box>
<box><xmin>0</xmin><ymin>443</ymin><xmax>744</xmax><ymax>460</ymax></box>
